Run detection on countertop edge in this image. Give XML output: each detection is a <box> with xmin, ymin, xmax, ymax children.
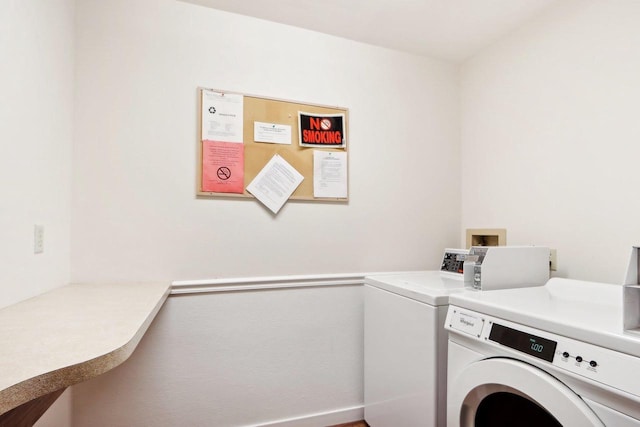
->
<box><xmin>0</xmin><ymin>283</ymin><xmax>170</xmax><ymax>415</ymax></box>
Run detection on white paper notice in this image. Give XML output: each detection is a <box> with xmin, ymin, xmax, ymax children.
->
<box><xmin>313</xmin><ymin>151</ymin><xmax>348</xmax><ymax>198</ymax></box>
<box><xmin>254</xmin><ymin>121</ymin><xmax>292</xmax><ymax>145</ymax></box>
<box><xmin>201</xmin><ymin>90</ymin><xmax>244</xmax><ymax>143</ymax></box>
<box><xmin>246</xmin><ymin>155</ymin><xmax>304</xmax><ymax>214</ymax></box>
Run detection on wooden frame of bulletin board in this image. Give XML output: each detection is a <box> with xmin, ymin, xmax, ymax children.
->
<box><xmin>197</xmin><ymin>88</ymin><xmax>349</xmax><ymax>202</ymax></box>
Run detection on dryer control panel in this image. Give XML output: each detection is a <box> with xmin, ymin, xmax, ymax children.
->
<box><xmin>446</xmin><ymin>306</ymin><xmax>640</xmax><ymax>399</ymax></box>
<box><xmin>488</xmin><ymin>322</ymin><xmax>557</xmax><ymax>363</ymax></box>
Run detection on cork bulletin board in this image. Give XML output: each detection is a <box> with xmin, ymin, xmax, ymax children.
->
<box><xmin>197</xmin><ymin>88</ymin><xmax>349</xmax><ymax>202</ymax></box>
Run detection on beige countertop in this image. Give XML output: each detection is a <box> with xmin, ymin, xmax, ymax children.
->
<box><xmin>0</xmin><ymin>282</ymin><xmax>170</xmax><ymax>415</ymax></box>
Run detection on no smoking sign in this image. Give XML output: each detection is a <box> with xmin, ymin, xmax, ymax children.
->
<box><xmin>217</xmin><ymin>167</ymin><xmax>231</xmax><ymax>180</ymax></box>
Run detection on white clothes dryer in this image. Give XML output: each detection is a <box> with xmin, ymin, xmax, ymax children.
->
<box><xmin>445</xmin><ymin>278</ymin><xmax>640</xmax><ymax>427</ymax></box>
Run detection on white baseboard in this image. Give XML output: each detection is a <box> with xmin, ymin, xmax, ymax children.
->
<box><xmin>255</xmin><ymin>405</ymin><xmax>364</xmax><ymax>427</ymax></box>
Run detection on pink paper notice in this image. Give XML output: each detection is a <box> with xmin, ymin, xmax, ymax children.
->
<box><xmin>202</xmin><ymin>140</ymin><xmax>244</xmax><ymax>193</ymax></box>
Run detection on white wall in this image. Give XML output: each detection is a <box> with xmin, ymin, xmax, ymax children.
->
<box><xmin>73</xmin><ymin>284</ymin><xmax>363</xmax><ymax>427</ymax></box>
<box><xmin>1</xmin><ymin>1</ymin><xmax>74</xmax><ymax>425</ymax></box>
<box><xmin>0</xmin><ymin>0</ymin><xmax>74</xmax><ymax>307</ymax></box>
<box><xmin>70</xmin><ymin>0</ymin><xmax>460</xmax><ymax>425</ymax></box>
<box><xmin>70</xmin><ymin>0</ymin><xmax>461</xmax><ymax>283</ymax></box>
<box><xmin>460</xmin><ymin>0</ymin><xmax>640</xmax><ymax>283</ymax></box>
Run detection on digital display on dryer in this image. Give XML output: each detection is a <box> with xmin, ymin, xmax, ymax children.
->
<box><xmin>489</xmin><ymin>323</ymin><xmax>557</xmax><ymax>362</ymax></box>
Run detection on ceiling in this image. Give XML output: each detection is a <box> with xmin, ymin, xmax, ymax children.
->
<box><xmin>182</xmin><ymin>0</ymin><xmax>560</xmax><ymax>62</ymax></box>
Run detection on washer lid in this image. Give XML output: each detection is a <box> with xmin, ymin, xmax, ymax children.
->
<box><xmin>448</xmin><ymin>358</ymin><xmax>604</xmax><ymax>427</ymax></box>
<box><xmin>365</xmin><ymin>271</ymin><xmax>465</xmax><ymax>306</ymax></box>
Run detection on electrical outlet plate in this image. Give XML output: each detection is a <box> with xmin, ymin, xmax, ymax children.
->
<box><xmin>34</xmin><ymin>225</ymin><xmax>44</xmax><ymax>254</ymax></box>
<box><xmin>550</xmin><ymin>249</ymin><xmax>557</xmax><ymax>271</ymax></box>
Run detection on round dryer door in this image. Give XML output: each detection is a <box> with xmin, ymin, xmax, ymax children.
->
<box><xmin>449</xmin><ymin>358</ymin><xmax>604</xmax><ymax>427</ymax></box>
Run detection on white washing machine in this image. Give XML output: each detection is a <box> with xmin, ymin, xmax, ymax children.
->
<box><xmin>364</xmin><ymin>249</ymin><xmax>468</xmax><ymax>427</ymax></box>
<box><xmin>445</xmin><ymin>278</ymin><xmax>640</xmax><ymax>427</ymax></box>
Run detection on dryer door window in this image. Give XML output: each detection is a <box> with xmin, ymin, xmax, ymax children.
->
<box><xmin>449</xmin><ymin>358</ymin><xmax>604</xmax><ymax>427</ymax></box>
<box><xmin>474</xmin><ymin>390</ymin><xmax>561</xmax><ymax>427</ymax></box>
